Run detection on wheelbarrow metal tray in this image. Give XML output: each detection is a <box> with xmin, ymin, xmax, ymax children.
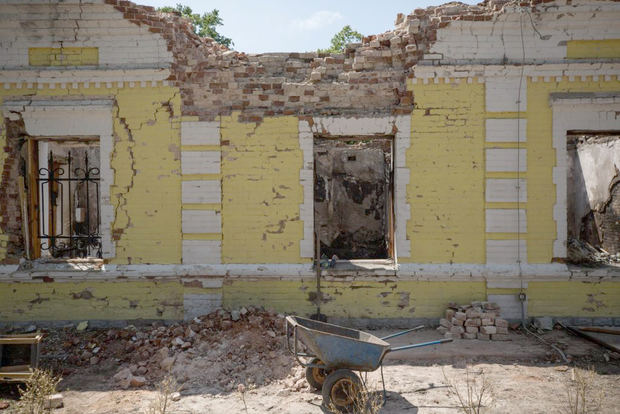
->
<box><xmin>288</xmin><ymin>316</ymin><xmax>390</xmax><ymax>371</ymax></box>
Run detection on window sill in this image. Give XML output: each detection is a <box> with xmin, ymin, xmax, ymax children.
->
<box><xmin>20</xmin><ymin>258</ymin><xmax>104</xmax><ymax>272</ymax></box>
<box><xmin>319</xmin><ymin>259</ymin><xmax>397</xmax><ymax>276</ymax></box>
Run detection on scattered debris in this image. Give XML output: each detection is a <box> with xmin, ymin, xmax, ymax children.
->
<box><xmin>533</xmin><ymin>317</ymin><xmax>554</xmax><ymax>331</ymax></box>
<box><xmin>76</xmin><ymin>321</ymin><xmax>88</xmax><ymax>332</ymax></box>
<box><xmin>44</xmin><ymin>393</ymin><xmax>64</xmax><ymax>409</ymax></box>
<box><xmin>567</xmin><ymin>238</ymin><xmax>620</xmax><ymax>265</ymax></box>
<box><xmin>40</xmin><ymin>307</ymin><xmax>292</xmax><ymax>392</ymax></box>
<box><xmin>563</xmin><ymin>325</ymin><xmax>620</xmax><ymax>353</ymax></box>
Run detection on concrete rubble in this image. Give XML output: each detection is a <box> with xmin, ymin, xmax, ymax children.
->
<box><xmin>38</xmin><ymin>307</ymin><xmax>294</xmax><ymax>392</ymax></box>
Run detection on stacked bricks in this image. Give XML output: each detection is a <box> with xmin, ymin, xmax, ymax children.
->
<box><xmin>437</xmin><ymin>301</ymin><xmax>509</xmax><ymax>341</ymax></box>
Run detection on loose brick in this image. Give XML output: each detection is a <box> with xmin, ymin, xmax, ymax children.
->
<box><xmin>465</xmin><ymin>326</ymin><xmax>479</xmax><ymax>334</ymax></box>
<box><xmin>495</xmin><ymin>318</ymin><xmax>508</xmax><ymax>328</ymax></box>
<box><xmin>463</xmin><ymin>332</ymin><xmax>477</xmax><ymax>339</ymax></box>
<box><xmin>451</xmin><ymin>317</ymin><xmax>464</xmax><ymax>326</ymax></box>
<box><xmin>437</xmin><ymin>326</ymin><xmax>448</xmax><ymax>334</ymax></box>
<box><xmin>477</xmin><ymin>333</ymin><xmax>490</xmax><ymax>341</ymax></box>
<box><xmin>464</xmin><ymin>318</ymin><xmax>481</xmax><ymax>327</ymax></box>
<box><xmin>496</xmin><ymin>326</ymin><xmax>508</xmax><ymax>334</ymax></box>
<box><xmin>445</xmin><ymin>332</ymin><xmax>461</xmax><ymax>340</ymax></box>
<box><xmin>454</xmin><ymin>311</ymin><xmax>466</xmax><ymax>321</ymax></box>
<box><xmin>445</xmin><ymin>309</ymin><xmax>455</xmax><ymax>320</ymax></box>
<box><xmin>450</xmin><ymin>326</ymin><xmax>465</xmax><ymax>334</ymax></box>
<box><xmin>465</xmin><ymin>309</ymin><xmax>482</xmax><ymax>318</ymax></box>
<box><xmin>480</xmin><ymin>326</ymin><xmax>497</xmax><ymax>335</ymax></box>
<box><xmin>481</xmin><ymin>318</ymin><xmax>494</xmax><ymax>326</ymax></box>
<box><xmin>439</xmin><ymin>318</ymin><xmax>451</xmax><ymax>328</ymax></box>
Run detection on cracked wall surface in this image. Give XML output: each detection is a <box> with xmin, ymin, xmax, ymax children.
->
<box><xmin>0</xmin><ymin>0</ymin><xmax>619</xmax><ymax>323</ymax></box>
<box><xmin>110</xmin><ymin>86</ymin><xmax>182</xmax><ymax>264</ymax></box>
<box><xmin>220</xmin><ymin>113</ymin><xmax>305</xmax><ymax>263</ymax></box>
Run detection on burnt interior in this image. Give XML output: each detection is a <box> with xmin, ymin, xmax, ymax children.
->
<box><xmin>314</xmin><ymin>138</ymin><xmax>393</xmax><ymax>260</ymax></box>
<box><xmin>567</xmin><ymin>133</ymin><xmax>620</xmax><ymax>262</ymax></box>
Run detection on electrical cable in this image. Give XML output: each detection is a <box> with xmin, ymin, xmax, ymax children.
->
<box><xmin>515</xmin><ymin>6</ymin><xmax>568</xmax><ymax>364</ymax></box>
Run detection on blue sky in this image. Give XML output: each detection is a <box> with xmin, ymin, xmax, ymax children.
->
<box><xmin>140</xmin><ymin>0</ymin><xmax>477</xmax><ymax>53</ymax></box>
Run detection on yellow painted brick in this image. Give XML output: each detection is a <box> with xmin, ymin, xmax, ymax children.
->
<box><xmin>406</xmin><ymin>80</ymin><xmax>485</xmax><ymax>263</ymax></box>
<box><xmin>29</xmin><ymin>47</ymin><xmax>98</xmax><ymax>66</ymax></box>
<box><xmin>528</xmin><ymin>281</ymin><xmax>620</xmax><ymax>317</ymax></box>
<box><xmin>220</xmin><ymin>114</ymin><xmax>306</xmax><ymax>263</ymax></box>
<box><xmin>0</xmin><ymin>281</ymin><xmax>184</xmax><ymax>321</ymax></box>
<box><xmin>566</xmin><ymin>39</ymin><xmax>620</xmax><ymax>59</ymax></box>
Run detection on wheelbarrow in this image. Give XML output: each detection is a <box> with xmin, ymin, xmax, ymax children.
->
<box><xmin>286</xmin><ymin>315</ymin><xmax>452</xmax><ymax>412</ymax></box>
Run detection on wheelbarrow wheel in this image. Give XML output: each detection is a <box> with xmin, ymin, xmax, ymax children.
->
<box><xmin>305</xmin><ymin>358</ymin><xmax>331</xmax><ymax>390</ymax></box>
<box><xmin>321</xmin><ymin>369</ymin><xmax>363</xmax><ymax>413</ymax></box>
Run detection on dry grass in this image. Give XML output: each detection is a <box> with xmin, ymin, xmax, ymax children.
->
<box><xmin>442</xmin><ymin>366</ymin><xmax>493</xmax><ymax>414</ymax></box>
<box><xmin>237</xmin><ymin>383</ymin><xmax>248</xmax><ymax>413</ymax></box>
<box><xmin>564</xmin><ymin>367</ymin><xmax>603</xmax><ymax>414</ymax></box>
<box><xmin>144</xmin><ymin>374</ymin><xmax>179</xmax><ymax>414</ymax></box>
<box><xmin>327</xmin><ymin>382</ymin><xmax>383</xmax><ymax>414</ymax></box>
<box><xmin>13</xmin><ymin>369</ymin><xmax>62</xmax><ymax>414</ymax></box>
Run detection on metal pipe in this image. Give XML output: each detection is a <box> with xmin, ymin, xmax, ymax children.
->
<box><xmin>380</xmin><ymin>325</ymin><xmax>424</xmax><ymax>341</ymax></box>
<box><xmin>388</xmin><ymin>338</ymin><xmax>453</xmax><ymax>353</ymax></box>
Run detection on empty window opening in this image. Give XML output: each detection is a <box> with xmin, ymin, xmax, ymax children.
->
<box><xmin>567</xmin><ymin>132</ymin><xmax>620</xmax><ymax>263</ymax></box>
<box><xmin>36</xmin><ymin>139</ymin><xmax>101</xmax><ymax>258</ymax></box>
<box><xmin>314</xmin><ymin>137</ymin><xmax>393</xmax><ymax>260</ymax></box>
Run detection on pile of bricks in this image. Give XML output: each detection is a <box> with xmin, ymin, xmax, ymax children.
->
<box><xmin>437</xmin><ymin>301</ymin><xmax>509</xmax><ymax>341</ymax></box>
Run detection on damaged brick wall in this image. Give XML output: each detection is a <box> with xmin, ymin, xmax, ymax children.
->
<box><xmin>568</xmin><ymin>134</ymin><xmax>620</xmax><ymax>255</ymax></box>
<box><xmin>0</xmin><ymin>118</ymin><xmax>25</xmax><ymax>263</ymax></box>
<box><xmin>103</xmin><ymin>0</ymin><xmax>541</xmax><ymax>121</ymax></box>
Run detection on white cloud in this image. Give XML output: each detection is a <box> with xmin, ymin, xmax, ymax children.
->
<box><xmin>291</xmin><ymin>10</ymin><xmax>343</xmax><ymax>31</ymax></box>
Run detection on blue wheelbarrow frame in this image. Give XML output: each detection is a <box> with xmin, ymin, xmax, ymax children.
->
<box><xmin>285</xmin><ymin>315</ymin><xmax>452</xmax><ymax>403</ymax></box>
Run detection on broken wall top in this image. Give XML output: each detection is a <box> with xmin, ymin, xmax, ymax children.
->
<box><xmin>1</xmin><ymin>0</ymin><xmax>618</xmax><ymax>120</ymax></box>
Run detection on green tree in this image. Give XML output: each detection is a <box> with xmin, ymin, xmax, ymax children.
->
<box><xmin>159</xmin><ymin>3</ymin><xmax>233</xmax><ymax>47</ymax></box>
<box><xmin>319</xmin><ymin>25</ymin><xmax>363</xmax><ymax>54</ymax></box>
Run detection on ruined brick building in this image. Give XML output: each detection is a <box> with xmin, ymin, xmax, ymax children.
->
<box><xmin>0</xmin><ymin>0</ymin><xmax>618</xmax><ymax>326</ymax></box>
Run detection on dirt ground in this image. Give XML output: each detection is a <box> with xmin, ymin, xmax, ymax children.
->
<box><xmin>1</xmin><ymin>313</ymin><xmax>619</xmax><ymax>413</ymax></box>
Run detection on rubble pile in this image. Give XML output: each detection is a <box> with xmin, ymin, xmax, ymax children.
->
<box><xmin>567</xmin><ymin>238</ymin><xmax>620</xmax><ymax>265</ymax></box>
<box><xmin>39</xmin><ymin>307</ymin><xmax>294</xmax><ymax>392</ymax></box>
<box><xmin>437</xmin><ymin>301</ymin><xmax>509</xmax><ymax>341</ymax></box>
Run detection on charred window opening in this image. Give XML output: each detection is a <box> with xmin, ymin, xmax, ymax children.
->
<box><xmin>314</xmin><ymin>137</ymin><xmax>393</xmax><ymax>260</ymax></box>
<box><xmin>567</xmin><ymin>132</ymin><xmax>620</xmax><ymax>264</ymax></box>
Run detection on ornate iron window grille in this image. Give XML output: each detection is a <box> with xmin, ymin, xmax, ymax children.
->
<box><xmin>37</xmin><ymin>150</ymin><xmax>102</xmax><ymax>258</ymax></box>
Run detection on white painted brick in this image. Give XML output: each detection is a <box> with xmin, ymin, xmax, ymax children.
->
<box><xmin>486</xmin><ymin>179</ymin><xmax>526</xmax><ymax>202</ymax></box>
<box><xmin>181</xmin><ymin>151</ymin><xmax>220</xmax><ymax>174</ymax></box>
<box><xmin>183</xmin><ymin>293</ymin><xmax>222</xmax><ymax>320</ymax></box>
<box><xmin>485</xmin><ymin>119</ymin><xmax>526</xmax><ymax>142</ymax></box>
<box><xmin>486</xmin><ymin>240</ymin><xmax>527</xmax><ymax>264</ymax></box>
<box><xmin>181</xmin><ymin>121</ymin><xmax>220</xmax><ymax>146</ymax></box>
<box><xmin>182</xmin><ymin>210</ymin><xmax>221</xmax><ymax>233</ymax></box>
<box><xmin>182</xmin><ymin>180</ymin><xmax>221</xmax><ymax>204</ymax></box>
<box><xmin>487</xmin><ymin>294</ymin><xmax>527</xmax><ymax>320</ymax></box>
<box><xmin>182</xmin><ymin>240</ymin><xmax>221</xmax><ymax>264</ymax></box>
<box><xmin>486</xmin><ymin>77</ymin><xmax>526</xmax><ymax>112</ymax></box>
<box><xmin>486</xmin><ymin>149</ymin><xmax>526</xmax><ymax>172</ymax></box>
<box><xmin>486</xmin><ymin>209</ymin><xmax>526</xmax><ymax>233</ymax></box>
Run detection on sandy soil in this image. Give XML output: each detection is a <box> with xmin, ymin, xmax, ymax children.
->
<box><xmin>2</xmin><ymin>327</ymin><xmax>616</xmax><ymax>414</ymax></box>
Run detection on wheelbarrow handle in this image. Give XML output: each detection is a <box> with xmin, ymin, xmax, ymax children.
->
<box><xmin>380</xmin><ymin>325</ymin><xmax>424</xmax><ymax>341</ymax></box>
<box><xmin>388</xmin><ymin>338</ymin><xmax>453</xmax><ymax>353</ymax></box>
<box><xmin>285</xmin><ymin>316</ymin><xmax>316</xmax><ymax>368</ymax></box>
